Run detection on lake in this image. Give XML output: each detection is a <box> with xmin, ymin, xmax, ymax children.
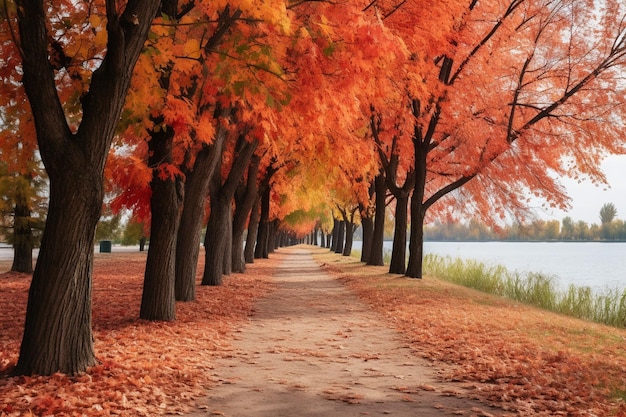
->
<box><xmin>352</xmin><ymin>241</ymin><xmax>626</xmax><ymax>293</ymax></box>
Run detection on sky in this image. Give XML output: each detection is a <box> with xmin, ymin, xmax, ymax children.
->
<box><xmin>536</xmin><ymin>155</ymin><xmax>626</xmax><ymax>224</ymax></box>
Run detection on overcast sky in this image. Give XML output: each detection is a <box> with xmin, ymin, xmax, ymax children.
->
<box><xmin>537</xmin><ymin>155</ymin><xmax>626</xmax><ymax>224</ymax></box>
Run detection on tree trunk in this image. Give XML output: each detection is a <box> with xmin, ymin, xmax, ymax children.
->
<box><xmin>255</xmin><ymin>185</ymin><xmax>271</xmax><ymax>259</ymax></box>
<box><xmin>406</xmin><ymin>121</ymin><xmax>429</xmax><ymax>278</ymax></box>
<box><xmin>389</xmin><ymin>192</ymin><xmax>409</xmax><ymax>274</ymax></box>
<box><xmin>202</xmin><ymin>186</ymin><xmax>231</xmax><ymax>286</ymax></box>
<box><xmin>367</xmin><ymin>173</ymin><xmax>386</xmax><ymax>266</ymax></box>
<box><xmin>203</xmin><ymin>136</ymin><xmax>257</xmax><ymax>285</ymax></box>
<box><xmin>232</xmin><ymin>155</ymin><xmax>260</xmax><ymax>273</ymax></box>
<box><xmin>244</xmin><ymin>195</ymin><xmax>261</xmax><ymax>263</ymax></box>
<box><xmin>140</xmin><ymin>126</ymin><xmax>182</xmax><ymax>320</ymax></box>
<box><xmin>15</xmin><ymin>168</ymin><xmax>101</xmax><ymax>375</ymax></box>
<box><xmin>342</xmin><ymin>220</ymin><xmax>354</xmax><ymax>256</ymax></box>
<box><xmin>330</xmin><ymin>218</ymin><xmax>338</xmax><ymax>252</ymax></box>
<box><xmin>14</xmin><ymin>0</ymin><xmax>160</xmax><ymax>376</ymax></box>
<box><xmin>360</xmin><ymin>214</ymin><xmax>373</xmax><ymax>262</ymax></box>
<box><xmin>335</xmin><ymin>220</ymin><xmax>345</xmax><ymax>254</ymax></box>
<box><xmin>175</xmin><ymin>121</ymin><xmax>228</xmax><ymax>301</ymax></box>
<box><xmin>268</xmin><ymin>219</ymin><xmax>279</xmax><ymax>253</ymax></box>
<box><xmin>406</xmin><ymin>206</ymin><xmax>426</xmax><ymax>278</ymax></box>
<box><xmin>11</xmin><ymin>188</ymin><xmax>33</xmax><ymax>273</ymax></box>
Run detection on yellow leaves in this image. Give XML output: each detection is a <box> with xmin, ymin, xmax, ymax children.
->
<box><xmin>183</xmin><ymin>39</ymin><xmax>201</xmax><ymax>60</ymax></box>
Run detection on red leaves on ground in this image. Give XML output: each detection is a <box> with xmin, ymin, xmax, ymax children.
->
<box><xmin>320</xmin><ymin>252</ymin><xmax>626</xmax><ymax>417</ymax></box>
<box><xmin>0</xmin><ymin>252</ymin><xmax>276</xmax><ymax>416</ymax></box>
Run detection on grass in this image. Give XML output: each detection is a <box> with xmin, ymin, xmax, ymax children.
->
<box><xmin>423</xmin><ymin>253</ymin><xmax>626</xmax><ymax>328</ymax></box>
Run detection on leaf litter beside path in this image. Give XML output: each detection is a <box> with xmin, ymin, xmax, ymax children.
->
<box><xmin>0</xmin><ymin>252</ymin><xmax>277</xmax><ymax>417</ymax></box>
<box><xmin>312</xmin><ymin>247</ymin><xmax>626</xmax><ymax>417</ymax></box>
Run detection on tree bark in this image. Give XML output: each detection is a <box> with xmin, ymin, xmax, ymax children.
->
<box><xmin>334</xmin><ymin>220</ymin><xmax>345</xmax><ymax>254</ymax></box>
<box><xmin>202</xmin><ymin>174</ymin><xmax>231</xmax><ymax>286</ymax></box>
<box><xmin>203</xmin><ymin>136</ymin><xmax>257</xmax><ymax>285</ymax></box>
<box><xmin>255</xmin><ymin>185</ymin><xmax>271</xmax><ymax>259</ymax></box>
<box><xmin>330</xmin><ymin>218</ymin><xmax>338</xmax><ymax>252</ymax></box>
<box><xmin>340</xmin><ymin>207</ymin><xmax>358</xmax><ymax>257</ymax></box>
<box><xmin>367</xmin><ymin>173</ymin><xmax>386</xmax><ymax>266</ymax></box>
<box><xmin>140</xmin><ymin>126</ymin><xmax>182</xmax><ymax>320</ymax></box>
<box><xmin>232</xmin><ymin>155</ymin><xmax>260</xmax><ymax>273</ymax></box>
<box><xmin>406</xmin><ymin>203</ymin><xmax>426</xmax><ymax>278</ymax></box>
<box><xmin>360</xmin><ymin>214</ymin><xmax>373</xmax><ymax>262</ymax></box>
<box><xmin>244</xmin><ymin>195</ymin><xmax>261</xmax><ymax>263</ymax></box>
<box><xmin>175</xmin><ymin>118</ymin><xmax>228</xmax><ymax>301</ymax></box>
<box><xmin>389</xmin><ymin>192</ymin><xmax>409</xmax><ymax>274</ymax></box>
<box><xmin>359</xmin><ymin>181</ymin><xmax>375</xmax><ymax>262</ymax></box>
<box><xmin>14</xmin><ymin>0</ymin><xmax>160</xmax><ymax>375</ymax></box>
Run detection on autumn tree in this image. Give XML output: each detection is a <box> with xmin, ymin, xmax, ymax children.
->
<box><xmin>2</xmin><ymin>0</ymin><xmax>162</xmax><ymax>375</ymax></box>
<box><xmin>366</xmin><ymin>0</ymin><xmax>626</xmax><ymax>278</ymax></box>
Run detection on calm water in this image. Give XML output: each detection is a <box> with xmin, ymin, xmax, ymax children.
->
<box><xmin>353</xmin><ymin>241</ymin><xmax>626</xmax><ymax>292</ymax></box>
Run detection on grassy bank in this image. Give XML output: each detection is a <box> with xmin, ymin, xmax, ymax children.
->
<box><xmin>351</xmin><ymin>248</ymin><xmax>626</xmax><ymax>328</ymax></box>
<box><xmin>423</xmin><ymin>253</ymin><xmax>626</xmax><ymax>328</ymax></box>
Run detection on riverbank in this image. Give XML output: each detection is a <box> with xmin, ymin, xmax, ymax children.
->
<box><xmin>314</xmin><ymin>246</ymin><xmax>626</xmax><ymax>416</ymax></box>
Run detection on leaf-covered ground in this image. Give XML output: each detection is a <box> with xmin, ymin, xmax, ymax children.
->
<box><xmin>3</xmin><ymin>246</ymin><xmax>626</xmax><ymax>416</ymax></box>
<box><xmin>313</xmin><ymin>248</ymin><xmax>626</xmax><ymax>416</ymax></box>
<box><xmin>0</xmin><ymin>251</ymin><xmax>276</xmax><ymax>416</ymax></box>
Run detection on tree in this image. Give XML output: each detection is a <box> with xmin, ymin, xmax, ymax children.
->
<box><xmin>202</xmin><ymin>131</ymin><xmax>258</xmax><ymax>286</ymax></box>
<box><xmin>5</xmin><ymin>0</ymin><xmax>162</xmax><ymax>375</ymax></box>
<box><xmin>600</xmin><ymin>203</ymin><xmax>617</xmax><ymax>225</ymax></box>
<box><xmin>370</xmin><ymin>0</ymin><xmax>626</xmax><ymax>278</ymax></box>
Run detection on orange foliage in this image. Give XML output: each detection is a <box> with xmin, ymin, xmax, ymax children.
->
<box><xmin>0</xmin><ymin>253</ymin><xmax>276</xmax><ymax>416</ymax></box>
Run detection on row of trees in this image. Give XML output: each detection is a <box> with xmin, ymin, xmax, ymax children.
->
<box><xmin>423</xmin><ymin>203</ymin><xmax>626</xmax><ymax>241</ymax></box>
<box><xmin>2</xmin><ymin>0</ymin><xmax>626</xmax><ymax>376</ymax></box>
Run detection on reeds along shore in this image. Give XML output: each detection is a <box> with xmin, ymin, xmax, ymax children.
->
<box><xmin>423</xmin><ymin>253</ymin><xmax>626</xmax><ymax>328</ymax></box>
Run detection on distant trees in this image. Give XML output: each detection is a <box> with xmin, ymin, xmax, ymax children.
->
<box><xmin>600</xmin><ymin>203</ymin><xmax>618</xmax><ymax>225</ymax></box>
<box><xmin>424</xmin><ymin>207</ymin><xmax>626</xmax><ymax>242</ymax></box>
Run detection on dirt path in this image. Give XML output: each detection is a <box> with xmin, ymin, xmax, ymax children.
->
<box><xmin>189</xmin><ymin>247</ymin><xmax>509</xmax><ymax>417</ymax></box>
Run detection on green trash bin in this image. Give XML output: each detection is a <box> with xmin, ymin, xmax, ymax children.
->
<box><xmin>99</xmin><ymin>240</ymin><xmax>112</xmax><ymax>253</ymax></box>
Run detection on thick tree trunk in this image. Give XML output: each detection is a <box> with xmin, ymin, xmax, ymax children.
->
<box><xmin>140</xmin><ymin>127</ymin><xmax>182</xmax><ymax>320</ymax></box>
<box><xmin>244</xmin><ymin>195</ymin><xmax>261</xmax><ymax>263</ymax></box>
<box><xmin>175</xmin><ymin>122</ymin><xmax>228</xmax><ymax>301</ymax></box>
<box><xmin>14</xmin><ymin>0</ymin><xmax>160</xmax><ymax>375</ymax></box>
<box><xmin>389</xmin><ymin>193</ymin><xmax>409</xmax><ymax>274</ymax></box>
<box><xmin>15</xmin><ymin>169</ymin><xmax>101</xmax><ymax>375</ymax></box>
<box><xmin>232</xmin><ymin>155</ymin><xmax>260</xmax><ymax>273</ymax></box>
<box><xmin>11</xmin><ymin>192</ymin><xmax>33</xmax><ymax>273</ymax></box>
<box><xmin>368</xmin><ymin>173</ymin><xmax>386</xmax><ymax>266</ymax></box>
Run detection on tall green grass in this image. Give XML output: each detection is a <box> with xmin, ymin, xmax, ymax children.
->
<box><xmin>423</xmin><ymin>254</ymin><xmax>626</xmax><ymax>328</ymax></box>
